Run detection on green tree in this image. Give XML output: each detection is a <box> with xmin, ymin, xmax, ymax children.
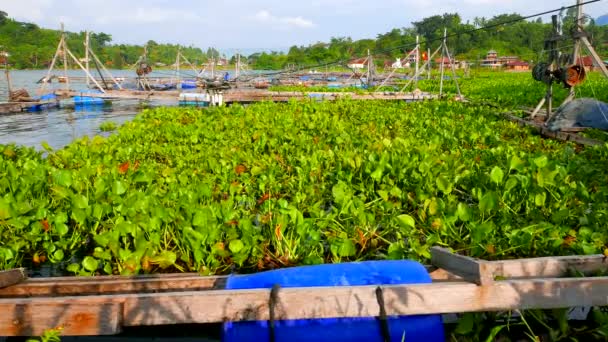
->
<box><xmin>112</xmin><ymin>51</ymin><xmax>123</xmax><ymax>69</ymax></box>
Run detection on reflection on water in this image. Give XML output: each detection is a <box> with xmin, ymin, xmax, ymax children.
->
<box><xmin>0</xmin><ymin>69</ymin><xmax>181</xmax><ymax>150</ymax></box>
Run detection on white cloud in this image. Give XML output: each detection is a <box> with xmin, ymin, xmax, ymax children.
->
<box><xmin>97</xmin><ymin>7</ymin><xmax>201</xmax><ymax>24</ymax></box>
<box><xmin>253</xmin><ymin>10</ymin><xmax>316</xmax><ymax>29</ymax></box>
<box><xmin>2</xmin><ymin>0</ymin><xmax>54</xmax><ymax>22</ymax></box>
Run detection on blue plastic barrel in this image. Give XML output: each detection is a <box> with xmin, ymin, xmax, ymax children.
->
<box><xmin>222</xmin><ymin>260</ymin><xmax>444</xmax><ymax>342</ymax></box>
<box><xmin>73</xmin><ymin>89</ymin><xmax>104</xmax><ymax>105</ymax></box>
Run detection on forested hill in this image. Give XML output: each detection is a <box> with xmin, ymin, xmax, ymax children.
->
<box><xmin>0</xmin><ymin>9</ymin><xmax>607</xmax><ymax>70</ymax></box>
<box><xmin>0</xmin><ymin>10</ymin><xmax>212</xmax><ymax>69</ymax></box>
<box><xmin>253</xmin><ymin>11</ymin><xmax>608</xmax><ymax>69</ymax></box>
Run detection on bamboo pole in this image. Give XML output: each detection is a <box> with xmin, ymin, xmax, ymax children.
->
<box><xmin>415</xmin><ymin>35</ymin><xmax>419</xmax><ymax>90</ymax></box>
<box><xmin>85</xmin><ymin>31</ymin><xmax>90</xmax><ymax>87</ymax></box>
<box><xmin>40</xmin><ymin>35</ymin><xmax>63</xmax><ymax>95</ymax></box>
<box><xmin>399</xmin><ymin>45</ymin><xmax>441</xmax><ymax>93</ymax></box>
<box><xmin>439</xmin><ymin>28</ymin><xmax>447</xmax><ymax>97</ymax></box>
<box><xmin>61</xmin><ymin>23</ymin><xmax>69</xmax><ymax>91</ymax></box>
<box><xmin>88</xmin><ymin>46</ymin><xmax>122</xmax><ymax>90</ymax></box>
<box><xmin>3</xmin><ymin>53</ymin><xmax>12</xmax><ymax>97</ymax></box>
<box><xmin>443</xmin><ymin>36</ymin><xmax>462</xmax><ymax>99</ymax></box>
<box><xmin>427</xmin><ymin>48</ymin><xmax>431</xmax><ymax>80</ymax></box>
<box><xmin>64</xmin><ymin>47</ymin><xmax>106</xmax><ymax>92</ymax></box>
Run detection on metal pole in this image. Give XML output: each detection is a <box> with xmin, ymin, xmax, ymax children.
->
<box><xmin>61</xmin><ymin>23</ymin><xmax>69</xmax><ymax>91</ymax></box>
<box><xmin>415</xmin><ymin>35</ymin><xmax>419</xmax><ymax>90</ymax></box>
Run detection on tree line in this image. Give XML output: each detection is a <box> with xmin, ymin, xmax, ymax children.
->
<box><xmin>0</xmin><ymin>9</ymin><xmax>606</xmax><ymax>70</ymax></box>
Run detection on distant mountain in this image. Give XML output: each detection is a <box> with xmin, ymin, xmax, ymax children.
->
<box><xmin>597</xmin><ymin>14</ymin><xmax>608</xmax><ymax>26</ymax></box>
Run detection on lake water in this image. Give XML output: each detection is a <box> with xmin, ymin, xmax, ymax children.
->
<box><xmin>0</xmin><ymin>68</ymin><xmax>250</xmax><ymax>150</ymax></box>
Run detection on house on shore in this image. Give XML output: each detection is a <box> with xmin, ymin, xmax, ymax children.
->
<box><xmin>505</xmin><ymin>60</ymin><xmax>530</xmax><ymax>71</ymax></box>
<box><xmin>347</xmin><ymin>58</ymin><xmax>367</xmax><ymax>69</ymax></box>
<box><xmin>480</xmin><ymin>50</ymin><xmax>521</xmax><ymax>69</ymax></box>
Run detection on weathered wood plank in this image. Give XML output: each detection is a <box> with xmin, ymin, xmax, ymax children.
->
<box><xmin>0</xmin><ymin>303</ymin><xmax>122</xmax><ymax>336</ymax></box>
<box><xmin>0</xmin><ymin>275</ymin><xmax>225</xmax><ymax>298</ymax></box>
<box><xmin>0</xmin><ymin>269</ymin><xmax>26</xmax><ymax>289</ymax></box>
<box><xmin>1</xmin><ymin>277</ymin><xmax>607</xmax><ymax>334</ymax></box>
<box><xmin>503</xmin><ymin>113</ymin><xmax>603</xmax><ymax>146</ymax></box>
<box><xmin>431</xmin><ymin>247</ymin><xmax>493</xmax><ymax>285</ymax></box>
<box><xmin>54</xmin><ymin>89</ymin><xmax>437</xmax><ymax>103</ymax></box>
<box><xmin>0</xmin><ymin>270</ymin><xmax>462</xmax><ymax>298</ymax></box>
<box><xmin>489</xmin><ymin>254</ymin><xmax>608</xmax><ymax>279</ymax></box>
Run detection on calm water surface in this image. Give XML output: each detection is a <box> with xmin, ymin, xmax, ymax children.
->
<box><xmin>0</xmin><ymin>69</ymin><xmax>192</xmax><ymax>150</ymax></box>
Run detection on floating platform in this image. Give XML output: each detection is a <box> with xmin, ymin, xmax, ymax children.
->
<box><xmin>0</xmin><ymin>247</ymin><xmax>607</xmax><ymax>337</ymax></box>
<box><xmin>0</xmin><ymin>100</ymin><xmax>59</xmax><ymax>115</ymax></box>
<box><xmin>54</xmin><ymin>89</ymin><xmax>438</xmax><ymax>105</ymax></box>
<box><xmin>503</xmin><ymin>111</ymin><xmax>603</xmax><ymax>146</ymax></box>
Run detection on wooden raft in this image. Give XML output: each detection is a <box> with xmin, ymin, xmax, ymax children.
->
<box><xmin>503</xmin><ymin>112</ymin><xmax>603</xmax><ymax>146</ymax></box>
<box><xmin>0</xmin><ymin>248</ymin><xmax>607</xmax><ymax>336</ymax></box>
<box><xmin>53</xmin><ymin>89</ymin><xmax>437</xmax><ymax>104</ymax></box>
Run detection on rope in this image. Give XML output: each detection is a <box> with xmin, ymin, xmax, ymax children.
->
<box><xmin>375</xmin><ymin>286</ymin><xmax>391</xmax><ymax>342</ymax></box>
<box><xmin>268</xmin><ymin>284</ymin><xmax>281</xmax><ymax>342</ymax></box>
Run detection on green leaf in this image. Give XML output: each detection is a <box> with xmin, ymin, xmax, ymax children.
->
<box><xmin>337</xmin><ymin>239</ymin><xmax>356</xmax><ymax>257</ymax></box>
<box><xmin>151</xmin><ymin>251</ymin><xmax>177</xmax><ymax>269</ymax></box>
<box><xmin>490</xmin><ymin>166</ymin><xmax>504</xmax><ymax>185</ymax></box>
<box><xmin>455</xmin><ymin>313</ymin><xmax>476</xmax><ymax>335</ymax></box>
<box><xmin>41</xmin><ymin>141</ymin><xmax>53</xmax><ymax>152</ymax></box>
<box><xmin>509</xmin><ymin>155</ymin><xmax>525</xmax><ymax>172</ymax></box>
<box><xmin>479</xmin><ymin>191</ymin><xmax>498</xmax><ymax>212</ymax></box>
<box><xmin>66</xmin><ymin>263</ymin><xmax>80</xmax><ymax>274</ymax></box>
<box><xmin>535</xmin><ymin>192</ymin><xmax>546</xmax><ymax>207</ymax></box>
<box><xmin>436</xmin><ymin>175</ymin><xmax>452</xmax><ymax>194</ymax></box>
<box><xmin>82</xmin><ymin>256</ymin><xmax>99</xmax><ymax>272</ymax></box>
<box><xmin>52</xmin><ymin>170</ymin><xmax>72</xmax><ymax>188</ymax></box>
<box><xmin>229</xmin><ymin>239</ymin><xmax>245</xmax><ymax>254</ymax></box>
<box><xmin>192</xmin><ymin>210</ymin><xmax>208</xmax><ymax>227</ymax></box>
<box><xmin>0</xmin><ymin>199</ymin><xmax>11</xmax><ymax>220</ymax></box>
<box><xmin>371</xmin><ymin>167</ymin><xmax>383</xmax><ymax>181</ymax></box>
<box><xmin>485</xmin><ymin>325</ymin><xmax>507</xmax><ymax>342</ymax></box>
<box><xmin>457</xmin><ymin>203</ymin><xmax>472</xmax><ymax>222</ymax></box>
<box><xmin>55</xmin><ymin>223</ymin><xmax>69</xmax><ymax>236</ymax></box>
<box><xmin>396</xmin><ymin>214</ymin><xmax>416</xmax><ymax>229</ymax></box>
<box><xmin>113</xmin><ymin>180</ymin><xmax>127</xmax><ymax>195</ymax></box>
<box><xmin>332</xmin><ymin>182</ymin><xmax>350</xmax><ymax>204</ymax></box>
<box><xmin>377</xmin><ymin>190</ymin><xmax>389</xmax><ymax>202</ymax></box>
<box><xmin>534</xmin><ymin>155</ymin><xmax>548</xmax><ymax>168</ymax></box>
<box><xmin>72</xmin><ymin>194</ymin><xmax>89</xmax><ymax>209</ymax></box>
<box><xmin>53</xmin><ymin>249</ymin><xmax>64</xmax><ymax>262</ymax></box>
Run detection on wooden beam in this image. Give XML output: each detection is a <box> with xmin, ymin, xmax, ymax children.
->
<box><xmin>0</xmin><ymin>269</ymin><xmax>26</xmax><ymax>289</ymax></box>
<box><xmin>489</xmin><ymin>254</ymin><xmax>608</xmax><ymax>279</ymax></box>
<box><xmin>1</xmin><ymin>303</ymin><xmax>122</xmax><ymax>336</ymax></box>
<box><xmin>0</xmin><ymin>269</ymin><xmax>463</xmax><ymax>298</ymax></box>
<box><xmin>1</xmin><ymin>277</ymin><xmax>608</xmax><ymax>335</ymax></box>
<box><xmin>0</xmin><ymin>274</ymin><xmax>225</xmax><ymax>298</ymax></box>
<box><xmin>431</xmin><ymin>247</ymin><xmax>494</xmax><ymax>285</ymax></box>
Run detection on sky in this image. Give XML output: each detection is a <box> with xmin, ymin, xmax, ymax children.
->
<box><xmin>2</xmin><ymin>0</ymin><xmax>607</xmax><ymax>54</ymax></box>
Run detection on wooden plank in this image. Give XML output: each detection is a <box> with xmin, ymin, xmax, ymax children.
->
<box><xmin>0</xmin><ymin>269</ymin><xmax>26</xmax><ymax>289</ymax></box>
<box><xmin>0</xmin><ymin>274</ymin><xmax>226</xmax><ymax>298</ymax></box>
<box><xmin>0</xmin><ymin>269</ymin><xmax>462</xmax><ymax>298</ymax></box>
<box><xmin>488</xmin><ymin>254</ymin><xmax>608</xmax><ymax>279</ymax></box>
<box><xmin>54</xmin><ymin>89</ymin><xmax>437</xmax><ymax>103</ymax></box>
<box><xmin>430</xmin><ymin>247</ymin><xmax>493</xmax><ymax>285</ymax></box>
<box><xmin>1</xmin><ymin>277</ymin><xmax>607</xmax><ymax>334</ymax></box>
<box><xmin>0</xmin><ymin>303</ymin><xmax>122</xmax><ymax>336</ymax></box>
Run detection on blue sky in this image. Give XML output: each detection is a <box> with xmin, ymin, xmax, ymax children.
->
<box><xmin>2</xmin><ymin>0</ymin><xmax>606</xmax><ymax>53</ymax></box>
